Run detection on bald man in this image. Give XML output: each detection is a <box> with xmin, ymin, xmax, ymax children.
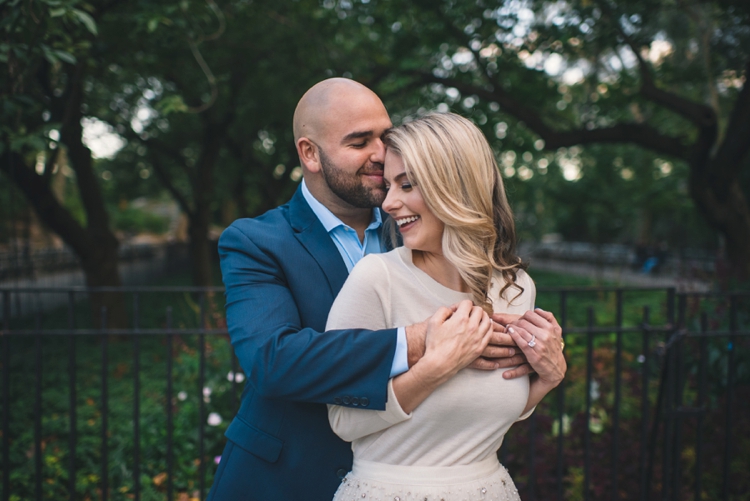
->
<box><xmin>208</xmin><ymin>79</ymin><xmax>526</xmax><ymax>500</ymax></box>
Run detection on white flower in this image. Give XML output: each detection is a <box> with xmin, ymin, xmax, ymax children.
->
<box><xmin>207</xmin><ymin>412</ymin><xmax>223</xmax><ymax>426</ymax></box>
<box><xmin>227</xmin><ymin>371</ymin><xmax>246</xmax><ymax>383</ymax></box>
<box><xmin>203</xmin><ymin>386</ymin><xmax>212</xmax><ymax>403</ymax></box>
<box><xmin>177</xmin><ymin>391</ymin><xmax>187</xmax><ymax>401</ymax></box>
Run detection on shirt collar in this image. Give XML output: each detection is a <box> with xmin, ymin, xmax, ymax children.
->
<box><xmin>301</xmin><ymin>179</ymin><xmax>382</xmax><ymax>233</ymax></box>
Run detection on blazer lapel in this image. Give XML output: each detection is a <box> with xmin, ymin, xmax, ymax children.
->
<box><xmin>288</xmin><ymin>187</ymin><xmax>349</xmax><ymax>295</ymax></box>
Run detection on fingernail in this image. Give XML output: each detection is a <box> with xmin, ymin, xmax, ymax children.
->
<box><xmin>508</xmin><ymin>327</ymin><xmax>514</xmax><ymax>334</ymax></box>
<box><xmin>508</xmin><ymin>348</ymin><xmax>514</xmax><ymax>355</ymax></box>
<box><xmin>535</xmin><ymin>307</ymin><xmax>546</xmax><ymax>312</ymax></box>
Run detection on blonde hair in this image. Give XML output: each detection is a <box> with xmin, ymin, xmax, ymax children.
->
<box><xmin>383</xmin><ymin>113</ymin><xmax>526</xmax><ymax>313</ymax></box>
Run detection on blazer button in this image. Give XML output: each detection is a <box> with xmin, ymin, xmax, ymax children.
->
<box><xmin>336</xmin><ymin>468</ymin><xmax>348</xmax><ymax>479</ymax></box>
<box><xmin>333</xmin><ymin>397</ymin><xmax>342</xmax><ymax>405</ymax></box>
<box><xmin>351</xmin><ymin>397</ymin><xmax>360</xmax><ymax>406</ymax></box>
<box><xmin>360</xmin><ymin>397</ymin><xmax>369</xmax><ymax>407</ymax></box>
<box><xmin>342</xmin><ymin>396</ymin><xmax>351</xmax><ymax>405</ymax></box>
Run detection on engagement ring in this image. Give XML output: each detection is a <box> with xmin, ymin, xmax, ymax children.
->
<box><xmin>528</xmin><ymin>334</ymin><xmax>536</xmax><ymax>348</ymax></box>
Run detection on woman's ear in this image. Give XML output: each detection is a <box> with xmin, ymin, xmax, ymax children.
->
<box><xmin>296</xmin><ymin>137</ymin><xmax>321</xmax><ymax>174</ymax></box>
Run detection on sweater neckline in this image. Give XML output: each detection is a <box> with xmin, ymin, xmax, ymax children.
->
<box><xmin>395</xmin><ymin>247</ymin><xmax>472</xmax><ymax>304</ymax></box>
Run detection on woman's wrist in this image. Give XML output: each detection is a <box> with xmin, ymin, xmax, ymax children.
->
<box><xmin>413</xmin><ymin>353</ymin><xmax>456</xmax><ymax>387</ymax></box>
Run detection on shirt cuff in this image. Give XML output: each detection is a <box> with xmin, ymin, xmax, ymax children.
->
<box><xmin>389</xmin><ymin>327</ymin><xmax>409</xmax><ymax>378</ymax></box>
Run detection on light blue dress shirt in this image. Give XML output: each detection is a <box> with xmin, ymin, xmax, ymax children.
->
<box><xmin>301</xmin><ymin>181</ymin><xmax>409</xmax><ymax>378</ymax></box>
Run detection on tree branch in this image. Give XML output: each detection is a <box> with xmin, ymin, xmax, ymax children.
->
<box><xmin>600</xmin><ymin>0</ymin><xmax>716</xmax><ymax>128</ymax></box>
<box><xmin>149</xmin><ymin>152</ymin><xmax>194</xmax><ymax>216</ymax></box>
<box><xmin>415</xmin><ymin>71</ymin><xmax>689</xmax><ymax>160</ymax></box>
<box><xmin>712</xmin><ymin>59</ymin><xmax>750</xmax><ymax>180</ymax></box>
<box><xmin>0</xmin><ymin>151</ymin><xmax>91</xmax><ymax>259</ymax></box>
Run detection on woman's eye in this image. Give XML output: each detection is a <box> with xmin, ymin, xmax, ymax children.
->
<box><xmin>401</xmin><ymin>183</ymin><xmax>412</xmax><ymax>190</ymax></box>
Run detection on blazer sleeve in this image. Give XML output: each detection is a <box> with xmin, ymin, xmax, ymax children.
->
<box><xmin>219</xmin><ymin>224</ymin><xmax>397</xmax><ymax>408</ymax></box>
<box><xmin>326</xmin><ymin>255</ymin><xmax>413</xmax><ymax>442</ymax></box>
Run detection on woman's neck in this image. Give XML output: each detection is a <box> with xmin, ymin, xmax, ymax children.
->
<box><xmin>411</xmin><ymin>250</ymin><xmax>469</xmax><ymax>293</ymax></box>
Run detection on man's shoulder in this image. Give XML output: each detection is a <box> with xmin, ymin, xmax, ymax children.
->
<box><xmin>221</xmin><ymin>203</ymin><xmax>293</xmax><ymax>242</ymax></box>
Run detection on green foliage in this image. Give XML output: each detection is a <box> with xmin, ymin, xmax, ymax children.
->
<box><xmin>111</xmin><ymin>207</ymin><xmax>169</xmax><ymax>235</ymax></box>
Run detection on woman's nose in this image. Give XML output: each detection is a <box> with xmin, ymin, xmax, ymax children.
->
<box><xmin>382</xmin><ymin>187</ymin><xmax>399</xmax><ymax>213</ymax></box>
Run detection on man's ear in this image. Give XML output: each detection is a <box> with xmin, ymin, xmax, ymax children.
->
<box><xmin>296</xmin><ymin>137</ymin><xmax>321</xmax><ymax>174</ymax></box>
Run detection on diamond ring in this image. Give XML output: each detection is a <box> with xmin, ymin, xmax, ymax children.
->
<box><xmin>528</xmin><ymin>334</ymin><xmax>537</xmax><ymax>348</ymax></box>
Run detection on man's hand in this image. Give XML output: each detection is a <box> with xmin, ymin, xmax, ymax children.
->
<box><xmin>469</xmin><ymin>314</ymin><xmax>529</xmax><ymax>371</ymax></box>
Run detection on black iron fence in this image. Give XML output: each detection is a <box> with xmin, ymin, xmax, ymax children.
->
<box><xmin>0</xmin><ymin>286</ymin><xmax>747</xmax><ymax>500</ymax></box>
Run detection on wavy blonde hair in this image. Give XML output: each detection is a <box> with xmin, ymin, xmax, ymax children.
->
<box><xmin>383</xmin><ymin>113</ymin><xmax>526</xmax><ymax>313</ymax></box>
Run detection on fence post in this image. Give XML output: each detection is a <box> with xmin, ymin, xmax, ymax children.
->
<box><xmin>2</xmin><ymin>291</ymin><xmax>10</xmax><ymax>501</ymax></box>
<box><xmin>584</xmin><ymin>307</ymin><xmax>594</xmax><ymax>501</ymax></box>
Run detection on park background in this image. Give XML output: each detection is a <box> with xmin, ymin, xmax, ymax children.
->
<box><xmin>1</xmin><ymin>0</ymin><xmax>749</xmax><ymax>500</ymax></box>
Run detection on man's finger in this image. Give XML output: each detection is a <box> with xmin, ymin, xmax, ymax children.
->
<box><xmin>492</xmin><ymin>312</ymin><xmax>521</xmax><ymax>326</ymax></box>
<box><xmin>488</xmin><ymin>331</ymin><xmax>515</xmax><ymax>346</ymax></box>
<box><xmin>481</xmin><ymin>346</ymin><xmax>516</xmax><ymax>359</ymax></box>
<box><xmin>491</xmin><ymin>321</ymin><xmax>507</xmax><ymax>333</ymax></box>
<box><xmin>502</xmin><ymin>363</ymin><xmax>535</xmax><ymax>379</ymax></box>
<box><xmin>468</xmin><ymin>357</ymin><xmax>501</xmax><ymax>371</ymax></box>
<box><xmin>492</xmin><ymin>353</ymin><xmax>528</xmax><ymax>369</ymax></box>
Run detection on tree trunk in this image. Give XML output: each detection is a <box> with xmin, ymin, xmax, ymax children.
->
<box><xmin>690</xmin><ymin>171</ymin><xmax>750</xmax><ymax>277</ymax></box>
<box><xmin>0</xmin><ymin>151</ymin><xmax>127</xmax><ymax>327</ymax></box>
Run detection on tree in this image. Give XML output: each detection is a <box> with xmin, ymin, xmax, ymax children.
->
<box><xmin>339</xmin><ymin>0</ymin><xmax>750</xmax><ymax>274</ymax></box>
<box><xmin>94</xmin><ymin>0</ymin><xmax>348</xmax><ymax>285</ymax></box>
<box><xmin>0</xmin><ymin>0</ymin><xmax>127</xmax><ymax>324</ymax></box>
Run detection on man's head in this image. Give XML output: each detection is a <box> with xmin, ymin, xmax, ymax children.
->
<box><xmin>293</xmin><ymin>78</ymin><xmax>392</xmax><ymax>211</ymax></box>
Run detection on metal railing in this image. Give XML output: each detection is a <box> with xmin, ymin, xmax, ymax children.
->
<box><xmin>0</xmin><ymin>286</ymin><xmax>747</xmax><ymax>500</ymax></box>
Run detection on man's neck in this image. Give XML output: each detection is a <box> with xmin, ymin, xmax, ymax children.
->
<box><xmin>305</xmin><ymin>179</ymin><xmax>374</xmax><ymax>242</ymax></box>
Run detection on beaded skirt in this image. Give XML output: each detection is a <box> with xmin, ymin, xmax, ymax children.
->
<box><xmin>332</xmin><ymin>456</ymin><xmax>521</xmax><ymax>501</ymax></box>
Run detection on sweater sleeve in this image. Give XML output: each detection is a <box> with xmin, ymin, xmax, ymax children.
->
<box><xmin>326</xmin><ymin>255</ymin><xmax>413</xmax><ymax>441</ymax></box>
<box><xmin>516</xmin><ymin>270</ymin><xmax>538</xmax><ymax>422</ymax></box>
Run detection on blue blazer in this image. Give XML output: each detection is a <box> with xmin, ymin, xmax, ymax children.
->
<box><xmin>208</xmin><ymin>187</ymin><xmax>398</xmax><ymax>501</ymax></box>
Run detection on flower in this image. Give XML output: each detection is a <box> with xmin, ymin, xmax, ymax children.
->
<box><xmin>214</xmin><ymin>455</ymin><xmax>222</xmax><ymax>465</ymax></box>
<box><xmin>207</xmin><ymin>412</ymin><xmax>223</xmax><ymax>426</ymax></box>
<box><xmin>177</xmin><ymin>391</ymin><xmax>187</xmax><ymax>401</ymax></box>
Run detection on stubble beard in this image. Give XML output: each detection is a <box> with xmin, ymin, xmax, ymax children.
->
<box><xmin>319</xmin><ymin>146</ymin><xmax>385</xmax><ymax>208</ymax></box>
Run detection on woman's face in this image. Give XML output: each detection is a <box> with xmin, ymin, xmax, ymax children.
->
<box><xmin>382</xmin><ymin>150</ymin><xmax>445</xmax><ymax>254</ymax></box>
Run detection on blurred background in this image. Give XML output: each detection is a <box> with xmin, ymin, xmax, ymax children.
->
<box><xmin>1</xmin><ymin>1</ymin><xmax>749</xmax><ymax>500</ymax></box>
<box><xmin>2</xmin><ymin>0</ymin><xmax>749</xmax><ymax>295</ymax></box>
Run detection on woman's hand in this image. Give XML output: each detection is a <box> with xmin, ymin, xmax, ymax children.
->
<box><xmin>506</xmin><ymin>308</ymin><xmax>566</xmax><ymax>387</ymax></box>
<box><xmin>392</xmin><ymin>299</ymin><xmax>493</xmax><ymax>414</ymax></box>
<box><xmin>421</xmin><ymin>299</ymin><xmax>494</xmax><ymax>381</ymax></box>
<box><xmin>503</xmin><ymin>308</ymin><xmax>566</xmax><ymax>415</ymax></box>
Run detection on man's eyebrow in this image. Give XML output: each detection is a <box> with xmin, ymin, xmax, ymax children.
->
<box><xmin>341</xmin><ymin>130</ymin><xmax>374</xmax><ymax>143</ymax></box>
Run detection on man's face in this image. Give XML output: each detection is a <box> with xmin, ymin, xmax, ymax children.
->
<box><xmin>315</xmin><ymin>94</ymin><xmax>392</xmax><ymax>209</ymax></box>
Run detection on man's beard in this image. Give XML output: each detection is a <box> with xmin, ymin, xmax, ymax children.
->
<box><xmin>319</xmin><ymin>147</ymin><xmax>385</xmax><ymax>208</ymax></box>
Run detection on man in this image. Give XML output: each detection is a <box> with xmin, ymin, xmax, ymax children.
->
<box><xmin>208</xmin><ymin>78</ymin><xmax>531</xmax><ymax>500</ymax></box>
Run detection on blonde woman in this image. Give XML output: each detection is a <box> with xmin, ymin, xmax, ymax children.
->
<box><xmin>326</xmin><ymin>113</ymin><xmax>566</xmax><ymax>500</ymax></box>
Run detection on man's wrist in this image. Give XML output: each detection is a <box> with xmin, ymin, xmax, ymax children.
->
<box><xmin>405</xmin><ymin>321</ymin><xmax>427</xmax><ymax>368</ymax></box>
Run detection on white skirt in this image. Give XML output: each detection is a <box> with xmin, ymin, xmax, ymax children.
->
<box><xmin>332</xmin><ymin>455</ymin><xmax>521</xmax><ymax>501</ymax></box>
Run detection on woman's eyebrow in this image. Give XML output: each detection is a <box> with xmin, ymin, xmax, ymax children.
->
<box><xmin>387</xmin><ymin>172</ymin><xmax>407</xmax><ymax>183</ymax></box>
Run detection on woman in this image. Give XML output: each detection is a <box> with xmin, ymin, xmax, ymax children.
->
<box><xmin>326</xmin><ymin>113</ymin><xmax>565</xmax><ymax>500</ymax></box>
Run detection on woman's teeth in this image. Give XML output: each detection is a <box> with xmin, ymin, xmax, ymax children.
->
<box><xmin>397</xmin><ymin>216</ymin><xmax>420</xmax><ymax>227</ymax></box>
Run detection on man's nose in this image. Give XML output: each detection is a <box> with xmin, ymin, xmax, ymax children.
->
<box><xmin>371</xmin><ymin>138</ymin><xmax>386</xmax><ymax>164</ymax></box>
